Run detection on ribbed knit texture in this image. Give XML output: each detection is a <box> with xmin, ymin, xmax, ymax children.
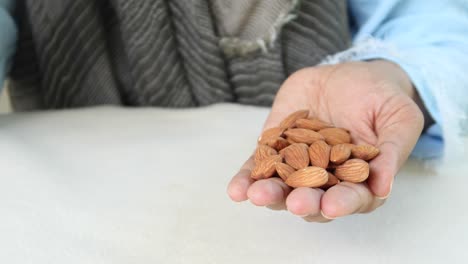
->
<box><xmin>9</xmin><ymin>0</ymin><xmax>350</xmax><ymax>110</ymax></box>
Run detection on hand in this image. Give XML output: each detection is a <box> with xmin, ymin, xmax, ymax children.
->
<box><xmin>227</xmin><ymin>60</ymin><xmax>425</xmax><ymax>222</ymax></box>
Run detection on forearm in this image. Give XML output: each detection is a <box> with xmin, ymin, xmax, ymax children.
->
<box><xmin>323</xmin><ymin>0</ymin><xmax>468</xmax><ymax>158</ymax></box>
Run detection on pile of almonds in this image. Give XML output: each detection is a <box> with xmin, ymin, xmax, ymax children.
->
<box><xmin>252</xmin><ymin>110</ymin><xmax>380</xmax><ymax>189</ymax></box>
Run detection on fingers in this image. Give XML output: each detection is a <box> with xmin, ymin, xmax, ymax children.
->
<box><xmin>285</xmin><ymin>187</ymin><xmax>333</xmax><ymax>223</ymax></box>
<box><xmin>321</xmin><ymin>182</ymin><xmax>385</xmax><ymax>219</ymax></box>
<box><xmin>286</xmin><ymin>187</ymin><xmax>324</xmax><ymax>217</ymax></box>
<box><xmin>227</xmin><ymin>157</ymin><xmax>291</xmax><ymax>211</ymax></box>
<box><xmin>229</xmin><ymin>161</ymin><xmax>386</xmax><ymax>221</ymax></box>
<box><xmin>246</xmin><ymin>179</ymin><xmax>385</xmax><ymax>221</ymax></box>
<box><xmin>367</xmin><ymin>140</ymin><xmax>399</xmax><ymax>198</ymax></box>
<box><xmin>266</xmin><ymin>203</ymin><xmax>287</xmax><ymax>211</ymax></box>
<box><xmin>227</xmin><ymin>154</ymin><xmax>292</xmax><ymax>209</ymax></box>
<box><xmin>302</xmin><ymin>214</ymin><xmax>333</xmax><ymax>223</ymax></box>
<box><xmin>247</xmin><ymin>177</ymin><xmax>292</xmax><ymax>206</ymax></box>
<box><xmin>252</xmin><ymin>184</ymin><xmax>333</xmax><ymax>223</ymax></box>
<box><xmin>227</xmin><ymin>145</ymin><xmax>386</xmax><ymax>220</ymax></box>
<box><xmin>369</xmin><ymin>97</ymin><xmax>424</xmax><ymax>198</ymax></box>
<box><xmin>227</xmin><ymin>156</ymin><xmax>256</xmax><ymax>202</ymax></box>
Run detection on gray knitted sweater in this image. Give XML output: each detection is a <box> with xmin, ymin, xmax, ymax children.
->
<box><xmin>9</xmin><ymin>0</ymin><xmax>350</xmax><ymax>110</ymax></box>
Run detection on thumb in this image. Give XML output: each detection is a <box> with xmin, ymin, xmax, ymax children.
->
<box><xmin>367</xmin><ymin>98</ymin><xmax>424</xmax><ymax>198</ymax></box>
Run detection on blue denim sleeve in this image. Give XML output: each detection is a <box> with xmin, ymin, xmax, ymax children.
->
<box><xmin>322</xmin><ymin>0</ymin><xmax>468</xmax><ymax>159</ymax></box>
<box><xmin>0</xmin><ymin>0</ymin><xmax>17</xmax><ymax>90</ymax></box>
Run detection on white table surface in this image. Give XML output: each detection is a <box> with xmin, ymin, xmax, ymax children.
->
<box><xmin>0</xmin><ymin>104</ymin><xmax>467</xmax><ymax>264</ymax></box>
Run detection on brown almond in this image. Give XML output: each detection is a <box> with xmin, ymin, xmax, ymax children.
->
<box><xmin>258</xmin><ymin>127</ymin><xmax>284</xmax><ymax>144</ymax></box>
<box><xmin>265</xmin><ymin>137</ymin><xmax>290</xmax><ymax>151</ymax></box>
<box><xmin>254</xmin><ymin>145</ymin><xmax>278</xmax><ymax>164</ymax></box>
<box><xmin>342</xmin><ymin>143</ymin><xmax>356</xmax><ymax>149</ymax></box>
<box><xmin>334</xmin><ymin>159</ymin><xmax>369</xmax><ymax>183</ymax></box>
<box><xmin>320</xmin><ymin>172</ymin><xmax>340</xmax><ymax>190</ymax></box>
<box><xmin>287</xmin><ymin>138</ymin><xmax>299</xmax><ymax>145</ymax></box>
<box><xmin>295</xmin><ymin>118</ymin><xmax>333</xmax><ymax>131</ymax></box>
<box><xmin>275</xmin><ymin>163</ymin><xmax>296</xmax><ymax>181</ymax></box>
<box><xmin>285</xmin><ymin>166</ymin><xmax>329</xmax><ymax>188</ymax></box>
<box><xmin>279</xmin><ymin>109</ymin><xmax>310</xmax><ymax>129</ymax></box>
<box><xmin>251</xmin><ymin>155</ymin><xmax>282</xmax><ymax>180</ymax></box>
<box><xmin>351</xmin><ymin>145</ymin><xmax>380</xmax><ymax>161</ymax></box>
<box><xmin>318</xmin><ymin>128</ymin><xmax>351</xmax><ymax>145</ymax></box>
<box><xmin>330</xmin><ymin>144</ymin><xmax>352</xmax><ymax>164</ymax></box>
<box><xmin>284</xmin><ymin>128</ymin><xmax>324</xmax><ymax>145</ymax></box>
<box><xmin>308</xmin><ymin>140</ymin><xmax>330</xmax><ymax>169</ymax></box>
<box><xmin>282</xmin><ymin>143</ymin><xmax>310</xmax><ymax>170</ymax></box>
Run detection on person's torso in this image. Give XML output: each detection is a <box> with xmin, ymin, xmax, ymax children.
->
<box><xmin>9</xmin><ymin>0</ymin><xmax>350</xmax><ymax>110</ymax></box>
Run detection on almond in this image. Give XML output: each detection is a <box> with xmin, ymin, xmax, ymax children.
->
<box><xmin>342</xmin><ymin>143</ymin><xmax>356</xmax><ymax>149</ymax></box>
<box><xmin>295</xmin><ymin>118</ymin><xmax>333</xmax><ymax>131</ymax></box>
<box><xmin>258</xmin><ymin>127</ymin><xmax>284</xmax><ymax>144</ymax></box>
<box><xmin>284</xmin><ymin>128</ymin><xmax>324</xmax><ymax>145</ymax></box>
<box><xmin>330</xmin><ymin>144</ymin><xmax>352</xmax><ymax>164</ymax></box>
<box><xmin>254</xmin><ymin>145</ymin><xmax>278</xmax><ymax>164</ymax></box>
<box><xmin>308</xmin><ymin>140</ymin><xmax>330</xmax><ymax>168</ymax></box>
<box><xmin>279</xmin><ymin>109</ymin><xmax>310</xmax><ymax>129</ymax></box>
<box><xmin>265</xmin><ymin>137</ymin><xmax>290</xmax><ymax>151</ymax></box>
<box><xmin>282</xmin><ymin>143</ymin><xmax>310</xmax><ymax>170</ymax></box>
<box><xmin>251</xmin><ymin>155</ymin><xmax>282</xmax><ymax>180</ymax></box>
<box><xmin>320</xmin><ymin>172</ymin><xmax>340</xmax><ymax>190</ymax></box>
<box><xmin>287</xmin><ymin>138</ymin><xmax>299</xmax><ymax>145</ymax></box>
<box><xmin>285</xmin><ymin>166</ymin><xmax>329</xmax><ymax>188</ymax></box>
<box><xmin>351</xmin><ymin>145</ymin><xmax>380</xmax><ymax>161</ymax></box>
<box><xmin>334</xmin><ymin>159</ymin><xmax>369</xmax><ymax>183</ymax></box>
<box><xmin>275</xmin><ymin>163</ymin><xmax>296</xmax><ymax>181</ymax></box>
<box><xmin>318</xmin><ymin>128</ymin><xmax>351</xmax><ymax>145</ymax></box>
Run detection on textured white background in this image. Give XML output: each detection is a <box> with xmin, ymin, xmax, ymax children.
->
<box><xmin>0</xmin><ymin>104</ymin><xmax>467</xmax><ymax>264</ymax></box>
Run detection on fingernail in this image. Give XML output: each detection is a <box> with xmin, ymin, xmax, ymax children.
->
<box><xmin>376</xmin><ymin>180</ymin><xmax>393</xmax><ymax>200</ymax></box>
<box><xmin>376</xmin><ymin>195</ymin><xmax>389</xmax><ymax>200</ymax></box>
<box><xmin>321</xmin><ymin>210</ymin><xmax>337</xmax><ymax>220</ymax></box>
<box><xmin>295</xmin><ymin>213</ymin><xmax>309</xmax><ymax>218</ymax></box>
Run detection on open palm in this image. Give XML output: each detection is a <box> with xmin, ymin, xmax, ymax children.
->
<box><xmin>228</xmin><ymin>60</ymin><xmax>424</xmax><ymax>222</ymax></box>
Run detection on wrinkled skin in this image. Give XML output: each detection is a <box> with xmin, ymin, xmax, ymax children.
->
<box><xmin>227</xmin><ymin>60</ymin><xmax>425</xmax><ymax>222</ymax></box>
